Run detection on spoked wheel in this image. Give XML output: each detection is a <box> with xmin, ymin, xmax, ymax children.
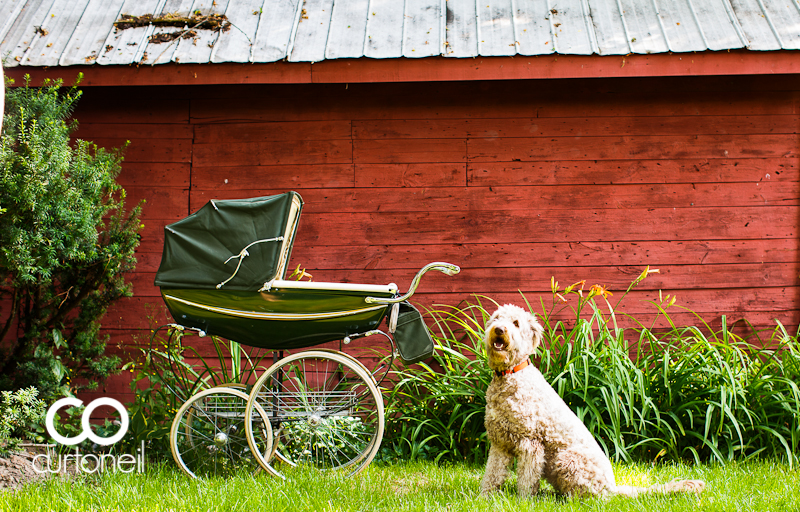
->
<box><xmin>244</xmin><ymin>350</ymin><xmax>384</xmax><ymax>478</ymax></box>
<box><xmin>170</xmin><ymin>387</ymin><xmax>274</xmax><ymax>478</ymax></box>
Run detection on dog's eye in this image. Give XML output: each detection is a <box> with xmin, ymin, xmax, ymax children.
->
<box><xmin>513</xmin><ymin>320</ymin><xmax>519</xmax><ymax>327</ymax></box>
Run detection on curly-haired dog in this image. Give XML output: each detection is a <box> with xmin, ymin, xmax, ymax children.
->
<box><xmin>480</xmin><ymin>304</ymin><xmax>705</xmax><ymax>498</ymax></box>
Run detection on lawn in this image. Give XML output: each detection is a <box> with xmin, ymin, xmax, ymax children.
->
<box><xmin>1</xmin><ymin>460</ymin><xmax>798</xmax><ymax>511</ymax></box>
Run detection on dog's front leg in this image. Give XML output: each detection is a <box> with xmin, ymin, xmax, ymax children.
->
<box><xmin>516</xmin><ymin>440</ymin><xmax>545</xmax><ymax>498</ymax></box>
<box><xmin>480</xmin><ymin>444</ymin><xmax>513</xmax><ymax>495</ymax></box>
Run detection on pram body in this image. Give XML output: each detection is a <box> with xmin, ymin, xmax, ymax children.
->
<box><xmin>160</xmin><ymin>281</ymin><xmax>396</xmax><ymax>350</ymax></box>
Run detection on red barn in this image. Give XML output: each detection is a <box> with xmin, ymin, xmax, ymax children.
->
<box><xmin>3</xmin><ymin>0</ymin><xmax>799</xmax><ymax>401</ymax></box>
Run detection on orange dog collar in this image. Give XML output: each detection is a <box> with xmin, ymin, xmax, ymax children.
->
<box><xmin>495</xmin><ymin>359</ymin><xmax>530</xmax><ymax>377</ymax></box>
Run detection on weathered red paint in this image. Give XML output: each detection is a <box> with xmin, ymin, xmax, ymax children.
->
<box><xmin>3</xmin><ymin>71</ymin><xmax>791</xmax><ymax>401</ymax></box>
<box><xmin>6</xmin><ymin>50</ymin><xmax>800</xmax><ymax>86</ymax></box>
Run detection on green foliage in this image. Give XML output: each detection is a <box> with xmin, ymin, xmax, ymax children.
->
<box><xmin>383</xmin><ymin>272</ymin><xmax>800</xmax><ymax>467</ymax></box>
<box><xmin>0</xmin><ymin>386</ymin><xmax>45</xmax><ymax>456</ymax></box>
<box><xmin>0</xmin><ymin>76</ymin><xmax>143</xmax><ymax>402</ymax></box>
<box><xmin>280</xmin><ymin>416</ymin><xmax>366</xmax><ymax>463</ymax></box>
<box><xmin>144</xmin><ymin>327</ymin><xmax>272</xmax><ymax>400</ymax></box>
<box><xmin>119</xmin><ymin>355</ymin><xmax>180</xmax><ymax>460</ymax></box>
<box><xmin>121</xmin><ymin>326</ymin><xmax>272</xmax><ymax>458</ymax></box>
<box><xmin>381</xmin><ymin>297</ymin><xmax>497</xmax><ymax>464</ymax></box>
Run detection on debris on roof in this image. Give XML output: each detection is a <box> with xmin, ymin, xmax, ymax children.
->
<box><xmin>111</xmin><ymin>12</ymin><xmax>231</xmax><ymax>45</ymax></box>
<box><xmin>114</xmin><ymin>12</ymin><xmax>230</xmax><ymax>32</ymax></box>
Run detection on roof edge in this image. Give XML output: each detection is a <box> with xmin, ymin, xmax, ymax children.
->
<box><xmin>5</xmin><ymin>51</ymin><xmax>799</xmax><ymax>87</ymax></box>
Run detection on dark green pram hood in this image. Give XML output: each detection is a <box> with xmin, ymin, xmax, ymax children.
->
<box><xmin>154</xmin><ymin>192</ymin><xmax>304</xmax><ymax>291</ymax></box>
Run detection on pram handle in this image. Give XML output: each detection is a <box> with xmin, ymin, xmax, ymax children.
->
<box><xmin>364</xmin><ymin>262</ymin><xmax>460</xmax><ymax>304</ymax></box>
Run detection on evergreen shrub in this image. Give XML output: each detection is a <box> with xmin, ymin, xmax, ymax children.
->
<box><xmin>0</xmin><ymin>76</ymin><xmax>142</xmax><ymax>402</ymax></box>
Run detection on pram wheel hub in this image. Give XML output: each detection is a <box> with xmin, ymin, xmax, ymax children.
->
<box><xmin>308</xmin><ymin>413</ymin><xmax>322</xmax><ymax>427</ymax></box>
<box><xmin>213</xmin><ymin>432</ymin><xmax>228</xmax><ymax>447</ymax></box>
<box><xmin>155</xmin><ymin>192</ymin><xmax>459</xmax><ymax>479</ymax></box>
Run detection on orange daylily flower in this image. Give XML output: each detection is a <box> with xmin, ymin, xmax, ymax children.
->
<box><xmin>588</xmin><ymin>284</ymin><xmax>613</xmax><ymax>299</ymax></box>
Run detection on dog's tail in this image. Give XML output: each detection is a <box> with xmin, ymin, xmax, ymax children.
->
<box><xmin>613</xmin><ymin>479</ymin><xmax>705</xmax><ymax>498</ymax></box>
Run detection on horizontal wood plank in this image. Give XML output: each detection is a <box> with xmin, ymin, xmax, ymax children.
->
<box><xmin>192</xmin><ymin>140</ymin><xmax>353</xmax><ymax>167</ymax></box>
<box><xmin>88</xmin><ymin>138</ymin><xmax>192</xmax><ymax>163</ymax></box>
<box><xmin>194</xmin><ymin>121</ymin><xmax>352</xmax><ymax>143</ymax></box>
<box><xmin>176</xmin><ymin>73</ymin><xmax>800</xmax><ymax>94</ymax></box>
<box><xmin>12</xmin><ymin>53</ymin><xmax>800</xmax><ymax>88</ymax></box>
<box><xmin>293</xmin><ymin>207</ymin><xmax>797</xmax><ymax>245</ymax></box>
<box><xmin>73</xmin><ymin>96</ymin><xmax>190</xmax><ymax>124</ymax></box>
<box><xmin>189</xmin><ymin>183</ymin><xmax>800</xmax><ymax>212</ymax></box>
<box><xmin>103</xmin><ymin>297</ymin><xmax>171</xmax><ymax>330</ymax></box>
<box><xmin>534</xmin><ymin>92</ymin><xmax>796</xmax><ymax>118</ymax></box>
<box><xmin>73</xmin><ymin>123</ymin><xmax>193</xmax><ymax>140</ymax></box>
<box><xmin>131</xmin><ymin>251</ymin><xmax>163</xmax><ymax>273</ymax></box>
<box><xmin>352</xmin><ymin>116</ymin><xmax>799</xmax><ymax>139</ymax></box>
<box><xmin>125</xmin><ymin>186</ymin><xmax>188</xmax><ymax>220</ymax></box>
<box><xmin>287</xmin><ymin>239</ymin><xmax>799</xmax><ymax>269</ymax></box>
<box><xmin>467</xmin><ymin>135</ymin><xmax>798</xmax><ymax>162</ymax></box>
<box><xmin>135</xmin><ymin>220</ymin><xmax>170</xmax><ymax>254</ymax></box>
<box><xmin>190</xmin><ymin>164</ymin><xmax>355</xmax><ymax>191</ymax></box>
<box><xmin>355</xmin><ymin>164</ymin><xmax>467</xmax><ymax>187</ymax></box>
<box><xmin>132</xmin><ymin>263</ymin><xmax>798</xmax><ymax>297</ymax></box>
<box><xmin>354</xmin><ymin>139</ymin><xmax>466</xmax><ymax>164</ymax></box>
<box><xmin>468</xmin><ymin>159</ymin><xmax>796</xmax><ymax>186</ymax></box>
<box><xmin>190</xmin><ymin>88</ymin><xmax>794</xmax><ymax>123</ymax></box>
<box><xmin>118</xmin><ymin>163</ymin><xmax>191</xmax><ymax>188</ymax></box>
<box><xmin>307</xmin><ymin>53</ymin><xmax>800</xmax><ymax>92</ymax></box>
<box><xmin>138</xmin><ymin>208</ymin><xmax>797</xmax><ymax>249</ymax></box>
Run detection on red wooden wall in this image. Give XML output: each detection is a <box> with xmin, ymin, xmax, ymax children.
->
<box><xmin>66</xmin><ymin>74</ymin><xmax>799</xmax><ymax>401</ymax></box>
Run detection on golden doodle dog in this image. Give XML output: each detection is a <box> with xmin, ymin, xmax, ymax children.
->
<box><xmin>480</xmin><ymin>304</ymin><xmax>705</xmax><ymax>498</ymax></box>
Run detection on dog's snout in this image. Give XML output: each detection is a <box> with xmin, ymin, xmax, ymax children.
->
<box><xmin>494</xmin><ymin>326</ymin><xmax>505</xmax><ymax>336</ymax></box>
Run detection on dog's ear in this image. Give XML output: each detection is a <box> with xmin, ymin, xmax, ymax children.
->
<box><xmin>529</xmin><ymin>312</ymin><xmax>543</xmax><ymax>353</ymax></box>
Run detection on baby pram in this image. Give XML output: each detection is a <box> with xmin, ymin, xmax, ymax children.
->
<box><xmin>153</xmin><ymin>191</ymin><xmax>459</xmax><ymax>478</ymax></box>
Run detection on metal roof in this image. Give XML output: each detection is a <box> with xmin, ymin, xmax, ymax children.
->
<box><xmin>1</xmin><ymin>0</ymin><xmax>799</xmax><ymax>68</ymax></box>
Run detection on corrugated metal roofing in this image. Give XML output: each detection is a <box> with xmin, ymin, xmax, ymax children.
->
<box><xmin>1</xmin><ymin>0</ymin><xmax>798</xmax><ymax>67</ymax></box>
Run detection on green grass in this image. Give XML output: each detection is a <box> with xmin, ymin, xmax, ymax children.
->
<box><xmin>2</xmin><ymin>460</ymin><xmax>799</xmax><ymax>511</ymax></box>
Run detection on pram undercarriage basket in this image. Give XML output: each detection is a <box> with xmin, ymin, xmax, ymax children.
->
<box><xmin>153</xmin><ymin>192</ymin><xmax>459</xmax><ymax>479</ymax></box>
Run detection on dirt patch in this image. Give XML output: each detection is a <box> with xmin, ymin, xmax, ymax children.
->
<box><xmin>0</xmin><ymin>447</ymin><xmax>50</xmax><ymax>492</ymax></box>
